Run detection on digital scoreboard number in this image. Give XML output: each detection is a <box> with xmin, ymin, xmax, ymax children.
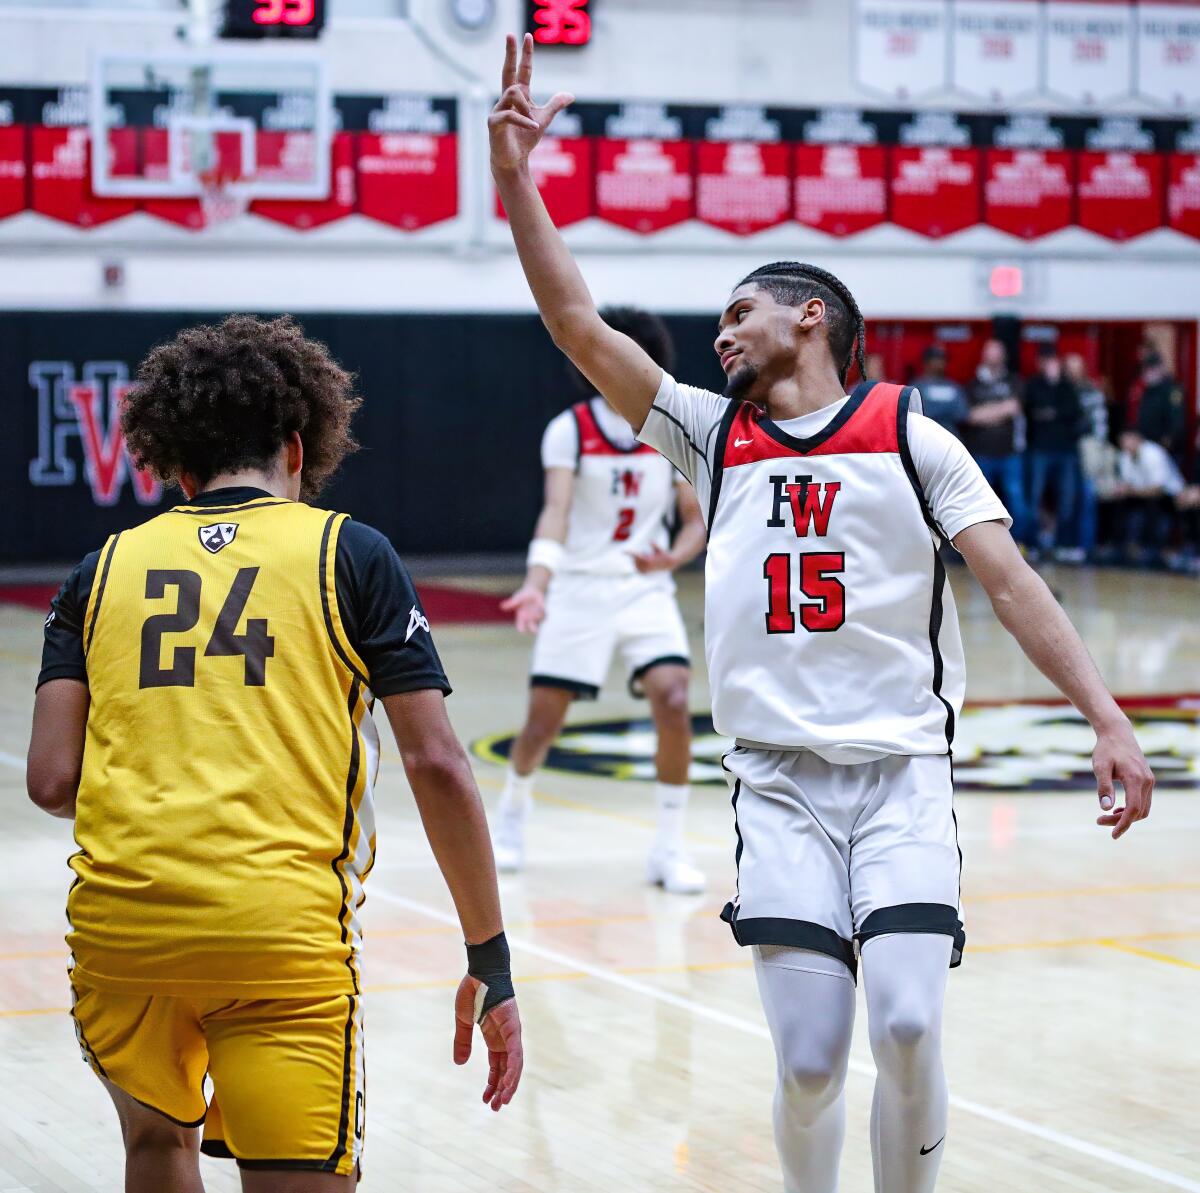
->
<box><xmin>222</xmin><ymin>0</ymin><xmax>327</xmax><ymax>39</ymax></box>
<box><xmin>526</xmin><ymin>0</ymin><xmax>592</xmax><ymax>47</ymax></box>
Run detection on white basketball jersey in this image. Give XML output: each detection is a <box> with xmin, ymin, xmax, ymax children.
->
<box><xmin>548</xmin><ymin>399</ymin><xmax>678</xmax><ymax>578</ymax></box>
<box><xmin>704</xmin><ymin>382</ymin><xmax>964</xmax><ymax>759</ymax></box>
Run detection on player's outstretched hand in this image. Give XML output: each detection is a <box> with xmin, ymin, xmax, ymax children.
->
<box><xmin>630</xmin><ymin>545</ymin><xmax>677</xmax><ymax>574</ymax></box>
<box><xmin>1092</xmin><ymin>719</ymin><xmax>1154</xmax><ymax>839</ymax></box>
<box><xmin>500</xmin><ymin>585</ymin><xmax>546</xmax><ymax>633</ymax></box>
<box><xmin>489</xmin><ymin>32</ymin><xmax>574</xmax><ymax>173</ymax></box>
<box><xmin>453</xmin><ymin>975</ymin><xmax>524</xmax><ymax>1111</ymax></box>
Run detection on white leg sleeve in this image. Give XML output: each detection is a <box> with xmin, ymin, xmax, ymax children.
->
<box><xmin>861</xmin><ymin>933</ymin><xmax>953</xmax><ymax>1193</ymax></box>
<box><xmin>753</xmin><ymin>946</ymin><xmax>856</xmax><ymax>1193</ymax></box>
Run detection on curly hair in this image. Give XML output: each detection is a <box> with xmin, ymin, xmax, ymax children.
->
<box><xmin>566</xmin><ymin>305</ymin><xmax>676</xmax><ymax>397</ymax></box>
<box><xmin>122</xmin><ymin>315</ymin><xmax>361</xmax><ymax>501</ymax></box>
<box><xmin>735</xmin><ymin>262</ymin><xmax>867</xmax><ymax>385</ymax></box>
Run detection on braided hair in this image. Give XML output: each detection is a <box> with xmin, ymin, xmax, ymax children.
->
<box><xmin>736</xmin><ymin>262</ymin><xmax>867</xmax><ymax>385</ymax></box>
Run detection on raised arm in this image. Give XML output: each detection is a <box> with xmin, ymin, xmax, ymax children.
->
<box><xmin>955</xmin><ymin>521</ymin><xmax>1153</xmax><ymax>838</ymax></box>
<box><xmin>490</xmin><ymin>33</ymin><xmax>662</xmax><ymax>430</ymax></box>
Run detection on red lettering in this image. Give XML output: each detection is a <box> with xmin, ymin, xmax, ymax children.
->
<box><xmin>785</xmin><ymin>480</ymin><xmax>841</xmax><ymax>537</ymax></box>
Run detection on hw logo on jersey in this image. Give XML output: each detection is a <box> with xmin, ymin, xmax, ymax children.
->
<box><xmin>28</xmin><ymin>360</ymin><xmax>163</xmax><ymax>508</ymax></box>
<box><xmin>198</xmin><ymin>523</ymin><xmax>239</xmax><ymax>554</ymax></box>
<box><xmin>611</xmin><ymin>468</ymin><xmax>643</xmax><ymax>499</ymax></box>
<box><xmin>766</xmin><ymin>475</ymin><xmax>841</xmax><ymax>537</ymax></box>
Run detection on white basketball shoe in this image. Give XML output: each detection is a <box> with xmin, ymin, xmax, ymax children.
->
<box><xmin>492</xmin><ymin>805</ymin><xmax>528</xmax><ymax>874</ymax></box>
<box><xmin>645</xmin><ymin>848</ymin><xmax>706</xmax><ymax>895</ymax></box>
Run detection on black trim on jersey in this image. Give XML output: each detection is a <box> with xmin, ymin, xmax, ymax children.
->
<box><xmin>530</xmin><ymin>673</ymin><xmax>599</xmax><ymax>701</ymax></box>
<box><xmin>586</xmin><ymin>397</ymin><xmax>646</xmax><ymax>455</ymax></box>
<box><xmin>720</xmin><ymin>909</ymin><xmax>859</xmax><ymax>981</ymax></box>
<box><xmin>319</xmin><ymin>513</ymin><xmax>370</xmax><ymax>690</ymax></box>
<box><xmin>570</xmin><ymin>405</ymin><xmax>584</xmax><ymax>474</ymax></box>
<box><xmin>69</xmin><ymin>999</ymin><xmax>109</xmax><ymax>1080</ymax></box>
<box><xmin>236</xmin><ymin>1159</ymin><xmax>352</xmax><ymax>1172</ymax></box>
<box><xmin>627</xmin><ymin>654</ymin><xmax>690</xmax><ymax>699</ymax></box>
<box><xmin>857</xmin><ymin>902</ymin><xmax>966</xmax><ymax>968</ymax></box>
<box><xmin>201</xmin><ymin>1140</ymin><xmax>235</xmax><ymax>1159</ymax></box>
<box><xmin>127</xmin><ymin>1089</ymin><xmax>207</xmax><ymax>1129</ymax></box>
<box><xmin>168</xmin><ymin>486</ymin><xmax>293</xmax><ymax>518</ymax></box>
<box><xmin>705</xmin><ymin>399</ymin><xmax>741</xmax><ymax>527</ymax></box>
<box><xmin>327</xmin><ymin>994</ymin><xmax>357</xmax><ymax>1171</ymax></box>
<box><xmin>896</xmin><ymin>387</ymin><xmax>956</xmax><ymax>752</ymax></box>
<box><xmin>332</xmin><ymin>680</ymin><xmax>363</xmax><ymax>996</ymax></box>
<box><xmin>756</xmin><ymin>381</ymin><xmax>874</xmax><ymax>456</ymax></box>
<box><xmin>170</xmin><ymin>500</ymin><xmax>292</xmax><ymax>517</ymax></box>
<box><xmin>84</xmin><ymin>533</ymin><xmax>121</xmax><ymax>657</ymax></box>
<box><xmin>647</xmin><ymin>404</ymin><xmax>714</xmax><ymax>480</ymax></box>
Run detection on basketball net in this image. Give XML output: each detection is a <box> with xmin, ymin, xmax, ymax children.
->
<box><xmin>198</xmin><ymin>166</ymin><xmax>249</xmax><ymax>228</ymax></box>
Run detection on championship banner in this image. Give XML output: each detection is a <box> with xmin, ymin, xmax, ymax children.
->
<box><xmin>0</xmin><ymin>124</ymin><xmax>25</xmax><ymax>219</ymax></box>
<box><xmin>594</xmin><ymin>139</ymin><xmax>693</xmax><ymax>234</ymax></box>
<box><xmin>984</xmin><ymin>149</ymin><xmax>1075</xmax><ymax>238</ymax></box>
<box><xmin>793</xmin><ymin>144</ymin><xmax>889</xmax><ymax>236</ymax></box>
<box><xmin>495</xmin><ymin>133</ymin><xmax>594</xmax><ymax>229</ymax></box>
<box><xmin>1043</xmin><ymin>0</ymin><xmax>1134</xmax><ymax>105</ymax></box>
<box><xmin>31</xmin><ymin>126</ymin><xmax>137</xmax><ymax>228</ymax></box>
<box><xmin>252</xmin><ymin>132</ymin><xmax>357</xmax><ymax>230</ymax></box>
<box><xmin>695</xmin><ymin>141</ymin><xmax>791</xmax><ymax>236</ymax></box>
<box><xmin>1167</xmin><ymin>153</ymin><xmax>1200</xmax><ymax>238</ymax></box>
<box><xmin>1136</xmin><ymin>2</ymin><xmax>1200</xmax><ymax>110</ymax></box>
<box><xmin>951</xmin><ymin>0</ymin><xmax>1042</xmax><ymax>103</ymax></box>
<box><xmin>356</xmin><ymin>132</ymin><xmax>458</xmax><ymax>229</ymax></box>
<box><xmin>854</xmin><ymin>0</ymin><xmax>951</xmax><ymax>100</ymax></box>
<box><xmin>1076</xmin><ymin>150</ymin><xmax>1165</xmax><ymax>239</ymax></box>
<box><xmin>890</xmin><ymin>145</ymin><xmax>982</xmax><ymax>237</ymax></box>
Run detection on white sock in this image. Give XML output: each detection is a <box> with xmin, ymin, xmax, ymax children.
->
<box><xmin>653</xmin><ymin>782</ymin><xmax>689</xmax><ymax>853</ymax></box>
<box><xmin>863</xmin><ymin>933</ymin><xmax>952</xmax><ymax>1193</ymax></box>
<box><xmin>499</xmin><ymin>766</ymin><xmax>535</xmax><ymax>818</ymax></box>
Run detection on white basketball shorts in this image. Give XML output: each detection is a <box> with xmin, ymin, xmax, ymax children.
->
<box><xmin>720</xmin><ymin>747</ymin><xmax>964</xmax><ymax>982</ymax></box>
<box><xmin>530</xmin><ymin>572</ymin><xmax>690</xmax><ymax>700</ymax></box>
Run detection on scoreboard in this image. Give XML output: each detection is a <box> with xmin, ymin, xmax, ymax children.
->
<box><xmin>526</xmin><ymin>0</ymin><xmax>592</xmax><ymax>47</ymax></box>
<box><xmin>221</xmin><ymin>0</ymin><xmax>326</xmax><ymax>39</ymax></box>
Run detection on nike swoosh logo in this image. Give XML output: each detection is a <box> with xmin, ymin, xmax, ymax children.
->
<box><xmin>920</xmin><ymin>1136</ymin><xmax>945</xmax><ymax>1156</ymax></box>
<box><xmin>734</xmin><ymin>438</ymin><xmax>754</xmax><ymax>447</ymax></box>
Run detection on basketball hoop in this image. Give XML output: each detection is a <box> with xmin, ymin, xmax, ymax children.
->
<box><xmin>198</xmin><ymin>166</ymin><xmax>249</xmax><ymax>228</ymax></box>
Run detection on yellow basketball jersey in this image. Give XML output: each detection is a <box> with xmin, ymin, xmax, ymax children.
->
<box><xmin>69</xmin><ymin>494</ymin><xmax>378</xmax><ymax>998</ymax></box>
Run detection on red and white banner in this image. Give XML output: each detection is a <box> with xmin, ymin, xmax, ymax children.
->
<box><xmin>890</xmin><ymin>146</ymin><xmax>982</xmax><ymax>237</ymax></box>
<box><xmin>30</xmin><ymin>127</ymin><xmax>137</xmax><ymax>227</ymax></box>
<box><xmin>253</xmin><ymin>133</ymin><xmax>357</xmax><ymax>230</ymax></box>
<box><xmin>1076</xmin><ymin>150</ymin><xmax>1165</xmax><ymax>239</ymax></box>
<box><xmin>951</xmin><ymin>0</ymin><xmax>1042</xmax><ymax>101</ymax></box>
<box><xmin>140</xmin><ymin>128</ymin><xmax>245</xmax><ymax>230</ymax></box>
<box><xmin>356</xmin><ymin>132</ymin><xmax>459</xmax><ymax>230</ymax></box>
<box><xmin>1044</xmin><ymin>1</ymin><xmax>1134</xmax><ymax>105</ymax></box>
<box><xmin>854</xmin><ymin>0</ymin><xmax>951</xmax><ymax>99</ymax></box>
<box><xmin>495</xmin><ymin>135</ymin><xmax>593</xmax><ymax>228</ymax></box>
<box><xmin>984</xmin><ymin>149</ymin><xmax>1074</xmax><ymax>238</ymax></box>
<box><xmin>696</xmin><ymin>141</ymin><xmax>791</xmax><ymax>236</ymax></box>
<box><xmin>1167</xmin><ymin>152</ymin><xmax>1200</xmax><ymax>238</ymax></box>
<box><xmin>0</xmin><ymin>125</ymin><xmax>26</xmax><ymax>219</ymax></box>
<box><xmin>794</xmin><ymin>144</ymin><xmax>888</xmax><ymax>236</ymax></box>
<box><xmin>594</xmin><ymin>139</ymin><xmax>693</xmax><ymax>234</ymax></box>
<box><xmin>1136</xmin><ymin>3</ymin><xmax>1200</xmax><ymax>110</ymax></box>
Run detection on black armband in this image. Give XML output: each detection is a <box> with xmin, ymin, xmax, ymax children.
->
<box><xmin>466</xmin><ymin>931</ymin><xmax>515</xmax><ymax>1022</ymax></box>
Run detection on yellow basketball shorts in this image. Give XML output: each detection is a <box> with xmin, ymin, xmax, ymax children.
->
<box><xmin>70</xmin><ymin>981</ymin><xmax>365</xmax><ymax>1176</ymax></box>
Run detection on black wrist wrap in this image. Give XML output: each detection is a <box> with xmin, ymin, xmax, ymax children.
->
<box><xmin>466</xmin><ymin>931</ymin><xmax>515</xmax><ymax>1020</ymax></box>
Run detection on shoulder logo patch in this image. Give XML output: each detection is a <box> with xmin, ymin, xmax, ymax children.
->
<box><xmin>406</xmin><ymin>605</ymin><xmax>431</xmax><ymax>642</ymax></box>
<box><xmin>198</xmin><ymin>523</ymin><xmax>239</xmax><ymax>554</ymax></box>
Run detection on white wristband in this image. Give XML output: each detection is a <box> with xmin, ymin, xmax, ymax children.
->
<box><xmin>527</xmin><ymin>538</ymin><xmax>564</xmax><ymax>574</ymax></box>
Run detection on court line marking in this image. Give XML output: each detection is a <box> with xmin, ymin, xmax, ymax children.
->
<box><xmin>1101</xmin><ymin>941</ymin><xmax>1200</xmax><ymax>972</ymax></box>
<box><xmin>0</xmin><ymin>751</ymin><xmax>26</xmax><ymax>772</ymax></box>
<box><xmin>371</xmin><ymin>886</ymin><xmax>1200</xmax><ymax>1193</ymax></box>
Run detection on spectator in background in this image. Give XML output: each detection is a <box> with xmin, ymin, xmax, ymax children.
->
<box><xmin>1065</xmin><ymin>353</ymin><xmax>1109</xmax><ymax>561</ymax></box>
<box><xmin>1114</xmin><ymin>429</ymin><xmax>1186</xmax><ymax>568</ymax></box>
<box><xmin>1134</xmin><ymin>350</ymin><xmax>1187</xmax><ymax>466</ymax></box>
<box><xmin>1025</xmin><ymin>344</ymin><xmax>1084</xmax><ymax>560</ymax></box>
<box><xmin>1174</xmin><ymin>422</ymin><xmax>1200</xmax><ymax>575</ymax></box>
<box><xmin>912</xmin><ymin>344</ymin><xmax>968</xmax><ymax>437</ymax></box>
<box><xmin>962</xmin><ymin>338</ymin><xmax>1030</xmax><ymax>544</ymax></box>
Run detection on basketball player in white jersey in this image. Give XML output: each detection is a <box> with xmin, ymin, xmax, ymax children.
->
<box><xmin>490</xmin><ymin>34</ymin><xmax>1154</xmax><ymax>1192</ymax></box>
<box><xmin>495</xmin><ymin>306</ymin><xmax>709</xmax><ymax>894</ymax></box>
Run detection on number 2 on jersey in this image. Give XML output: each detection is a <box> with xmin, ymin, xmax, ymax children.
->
<box><xmin>763</xmin><ymin>552</ymin><xmax>846</xmax><ymax>634</ymax></box>
<box><xmin>613</xmin><ymin>507</ymin><xmax>636</xmax><ymax>542</ymax></box>
<box><xmin>140</xmin><ymin>568</ymin><xmax>274</xmax><ymax>689</ymax></box>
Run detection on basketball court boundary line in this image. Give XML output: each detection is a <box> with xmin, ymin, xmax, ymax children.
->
<box><xmin>372</xmin><ymin>887</ymin><xmax>1200</xmax><ymax>1193</ymax></box>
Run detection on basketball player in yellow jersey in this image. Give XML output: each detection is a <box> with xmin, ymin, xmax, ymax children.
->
<box><xmin>26</xmin><ymin>315</ymin><xmax>522</xmax><ymax>1192</ymax></box>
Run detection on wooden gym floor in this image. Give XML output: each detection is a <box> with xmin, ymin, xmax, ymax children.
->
<box><xmin>0</xmin><ymin>565</ymin><xmax>1197</xmax><ymax>1193</ymax></box>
